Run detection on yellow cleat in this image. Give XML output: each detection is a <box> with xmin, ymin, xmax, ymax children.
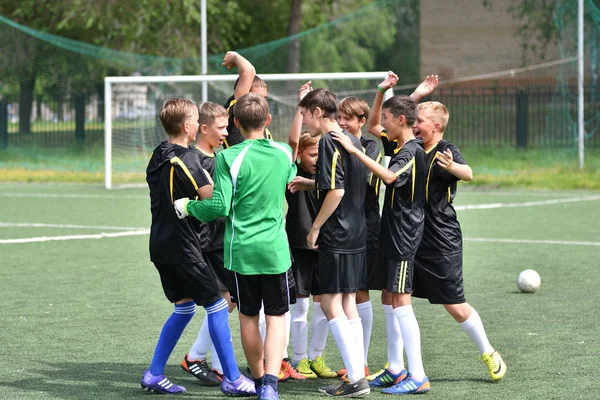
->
<box><xmin>482</xmin><ymin>350</ymin><xmax>507</xmax><ymax>381</ymax></box>
<box><xmin>310</xmin><ymin>355</ymin><xmax>339</xmax><ymax>379</ymax></box>
<box><xmin>366</xmin><ymin>362</ymin><xmax>389</xmax><ymax>381</ymax></box>
<box><xmin>296</xmin><ymin>358</ymin><xmax>318</xmax><ymax>379</ymax></box>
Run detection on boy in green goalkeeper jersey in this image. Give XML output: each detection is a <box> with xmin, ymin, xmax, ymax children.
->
<box><xmin>174</xmin><ymin>92</ymin><xmax>296</xmax><ymax>400</ymax></box>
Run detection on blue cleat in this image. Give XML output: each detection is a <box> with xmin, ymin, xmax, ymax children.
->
<box><xmin>221</xmin><ymin>374</ymin><xmax>256</xmax><ymax>397</ymax></box>
<box><xmin>369</xmin><ymin>368</ymin><xmax>408</xmax><ymax>388</ymax></box>
<box><xmin>381</xmin><ymin>374</ymin><xmax>430</xmax><ymax>395</ymax></box>
<box><xmin>257</xmin><ymin>385</ymin><xmax>280</xmax><ymax>400</ymax></box>
<box><xmin>140</xmin><ymin>370</ymin><xmax>186</xmax><ymax>394</ymax></box>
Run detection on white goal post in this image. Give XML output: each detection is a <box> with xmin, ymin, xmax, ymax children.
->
<box><xmin>104</xmin><ymin>72</ymin><xmax>392</xmax><ymax>189</ymax></box>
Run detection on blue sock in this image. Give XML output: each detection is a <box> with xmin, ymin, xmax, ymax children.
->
<box><xmin>206</xmin><ymin>298</ymin><xmax>241</xmax><ymax>381</ymax></box>
<box><xmin>254</xmin><ymin>375</ymin><xmax>265</xmax><ymax>389</ymax></box>
<box><xmin>149</xmin><ymin>301</ymin><xmax>196</xmax><ymax>376</ymax></box>
<box><xmin>264</xmin><ymin>373</ymin><xmax>278</xmax><ymax>392</ymax></box>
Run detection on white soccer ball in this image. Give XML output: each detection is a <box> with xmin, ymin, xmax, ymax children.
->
<box><xmin>517</xmin><ymin>269</ymin><xmax>541</xmax><ymax>293</ymax></box>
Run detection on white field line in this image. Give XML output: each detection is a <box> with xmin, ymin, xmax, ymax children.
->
<box><xmin>0</xmin><ymin>193</ymin><xmax>147</xmax><ymax>199</ymax></box>
<box><xmin>459</xmin><ymin>190</ymin><xmax>600</xmax><ymax>197</ymax></box>
<box><xmin>464</xmin><ymin>238</ymin><xmax>600</xmax><ymax>246</ymax></box>
<box><xmin>0</xmin><ymin>229</ymin><xmax>150</xmax><ymax>244</ymax></box>
<box><xmin>0</xmin><ymin>222</ymin><xmax>146</xmax><ymax>231</ymax></box>
<box><xmin>455</xmin><ymin>195</ymin><xmax>600</xmax><ymax>211</ymax></box>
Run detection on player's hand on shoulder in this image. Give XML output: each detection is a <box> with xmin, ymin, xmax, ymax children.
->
<box><xmin>288</xmin><ymin>176</ymin><xmax>315</xmax><ymax>193</ymax></box>
<box><xmin>299</xmin><ymin>81</ymin><xmax>313</xmax><ymax>101</ymax></box>
<box><xmin>330</xmin><ymin>131</ymin><xmax>355</xmax><ymax>154</ymax></box>
<box><xmin>174</xmin><ymin>198</ymin><xmax>190</xmax><ymax>219</ymax></box>
<box><xmin>436</xmin><ymin>149</ymin><xmax>454</xmax><ymax>171</ymax></box>
<box><xmin>380</xmin><ymin>71</ymin><xmax>399</xmax><ymax>91</ymax></box>
<box><xmin>222</xmin><ymin>51</ymin><xmax>240</xmax><ymax>69</ymax></box>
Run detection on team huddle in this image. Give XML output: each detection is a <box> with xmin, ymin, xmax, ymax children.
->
<box><xmin>142</xmin><ymin>51</ymin><xmax>507</xmax><ymax>399</ymax></box>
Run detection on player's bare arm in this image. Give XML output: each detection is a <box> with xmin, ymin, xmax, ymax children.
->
<box><xmin>330</xmin><ymin>131</ymin><xmax>396</xmax><ymax>185</ymax></box>
<box><xmin>410</xmin><ymin>75</ymin><xmax>439</xmax><ymax>103</ymax></box>
<box><xmin>289</xmin><ymin>81</ymin><xmax>313</xmax><ymax>159</ymax></box>
<box><xmin>222</xmin><ymin>51</ymin><xmax>256</xmax><ymax>100</ymax></box>
<box><xmin>307</xmin><ymin>189</ymin><xmax>344</xmax><ymax>250</ymax></box>
<box><xmin>368</xmin><ymin>71</ymin><xmax>399</xmax><ymax>139</ymax></box>
<box><xmin>287</xmin><ymin>176</ymin><xmax>315</xmax><ymax>193</ymax></box>
<box><xmin>436</xmin><ymin>149</ymin><xmax>473</xmax><ymax>181</ymax></box>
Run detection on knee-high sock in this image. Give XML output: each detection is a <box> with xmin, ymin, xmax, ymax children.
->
<box><xmin>357</xmin><ymin>301</ymin><xmax>373</xmax><ymax>366</ymax></box>
<box><xmin>384</xmin><ymin>304</ymin><xmax>404</xmax><ymax>373</ymax></box>
<box><xmin>459</xmin><ymin>309</ymin><xmax>494</xmax><ymax>354</ymax></box>
<box><xmin>308</xmin><ymin>302</ymin><xmax>329</xmax><ymax>360</ymax></box>
<box><xmin>291</xmin><ymin>298</ymin><xmax>310</xmax><ymax>363</ymax></box>
<box><xmin>329</xmin><ymin>316</ymin><xmax>364</xmax><ymax>383</ymax></box>
<box><xmin>349</xmin><ymin>318</ymin><xmax>366</xmax><ymax>374</ymax></box>
<box><xmin>189</xmin><ymin>314</ymin><xmax>211</xmax><ymax>360</ymax></box>
<box><xmin>206</xmin><ymin>298</ymin><xmax>240</xmax><ymax>381</ymax></box>
<box><xmin>394</xmin><ymin>305</ymin><xmax>425</xmax><ymax>381</ymax></box>
<box><xmin>149</xmin><ymin>301</ymin><xmax>196</xmax><ymax>376</ymax></box>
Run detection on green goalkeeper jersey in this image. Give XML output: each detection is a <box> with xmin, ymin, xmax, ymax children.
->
<box><xmin>186</xmin><ymin>139</ymin><xmax>297</xmax><ymax>275</ymax></box>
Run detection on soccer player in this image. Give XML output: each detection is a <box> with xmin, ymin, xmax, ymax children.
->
<box><xmin>298</xmin><ymin>88</ymin><xmax>370</xmax><ymax>397</ymax></box>
<box><xmin>221</xmin><ymin>51</ymin><xmax>272</xmax><ymax>148</ymax></box>
<box><xmin>143</xmin><ymin>98</ymin><xmax>255</xmax><ymax>396</ymax></box>
<box><xmin>284</xmin><ymin>82</ymin><xmax>339</xmax><ymax>380</ymax></box>
<box><xmin>332</xmin><ymin>91</ymin><xmax>430</xmax><ymax>395</ymax></box>
<box><xmin>174</xmin><ymin>93</ymin><xmax>296</xmax><ymax>400</ymax></box>
<box><xmin>411</xmin><ymin>100</ymin><xmax>507</xmax><ymax>381</ymax></box>
<box><xmin>180</xmin><ymin>102</ymin><xmax>235</xmax><ymax>385</ymax></box>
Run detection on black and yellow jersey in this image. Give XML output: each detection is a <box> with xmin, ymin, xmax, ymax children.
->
<box><xmin>418</xmin><ymin>140</ymin><xmax>467</xmax><ymax>255</ymax></box>
<box><xmin>315</xmin><ymin>131</ymin><xmax>367</xmax><ymax>253</ymax></box>
<box><xmin>223</xmin><ymin>95</ymin><xmax>273</xmax><ymax>148</ymax></box>
<box><xmin>380</xmin><ymin>129</ymin><xmax>402</xmax><ymax>157</ymax></box>
<box><xmin>146</xmin><ymin>141</ymin><xmax>211</xmax><ymax>264</ymax></box>
<box><xmin>285</xmin><ymin>162</ymin><xmax>319</xmax><ymax>251</ymax></box>
<box><xmin>360</xmin><ymin>136</ymin><xmax>382</xmax><ymax>250</ymax></box>
<box><xmin>380</xmin><ymin>138</ymin><xmax>426</xmax><ymax>260</ymax></box>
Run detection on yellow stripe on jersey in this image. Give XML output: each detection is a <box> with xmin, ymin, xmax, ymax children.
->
<box><xmin>265</xmin><ymin>128</ymin><xmax>273</xmax><ymax>140</ymax></box>
<box><xmin>390</xmin><ymin>187</ymin><xmax>395</xmax><ymax>207</ymax></box>
<box><xmin>226</xmin><ymin>98</ymin><xmax>237</xmax><ymax>112</ymax></box>
<box><xmin>331</xmin><ymin>149</ymin><xmax>340</xmax><ymax>189</ymax></box>
<box><xmin>169</xmin><ymin>156</ymin><xmax>200</xmax><ymax>204</ymax></box>
<box><xmin>369</xmin><ymin>153</ymin><xmax>382</xmax><ymax>186</ymax></box>
<box><xmin>169</xmin><ymin>166</ymin><xmax>174</xmax><ymax>204</ymax></box>
<box><xmin>426</xmin><ymin>153</ymin><xmax>437</xmax><ymax>202</ymax></box>
<box><xmin>448</xmin><ymin>187</ymin><xmax>451</xmax><ymax>203</ymax></box>
<box><xmin>395</xmin><ymin>158</ymin><xmax>414</xmax><ymax>176</ymax></box>
<box><xmin>400</xmin><ymin>261</ymin><xmax>408</xmax><ymax>293</ymax></box>
<box><xmin>411</xmin><ymin>159</ymin><xmax>416</xmax><ymax>201</ymax></box>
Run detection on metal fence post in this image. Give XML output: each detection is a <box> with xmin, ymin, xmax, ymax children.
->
<box><xmin>516</xmin><ymin>89</ymin><xmax>528</xmax><ymax>148</ymax></box>
<box><xmin>0</xmin><ymin>100</ymin><xmax>8</xmax><ymax>149</ymax></box>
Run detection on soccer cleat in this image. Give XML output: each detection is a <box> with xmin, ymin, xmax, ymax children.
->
<box><xmin>281</xmin><ymin>358</ymin><xmax>307</xmax><ymax>380</ymax></box>
<box><xmin>213</xmin><ymin>369</ymin><xmax>224</xmax><ymax>382</ymax></box>
<box><xmin>324</xmin><ymin>377</ymin><xmax>370</xmax><ymax>397</ymax></box>
<box><xmin>278</xmin><ymin>369</ymin><xmax>291</xmax><ymax>382</ymax></box>
<box><xmin>318</xmin><ymin>375</ymin><xmax>351</xmax><ymax>394</ymax></box>
<box><xmin>337</xmin><ymin>365</ymin><xmax>369</xmax><ymax>378</ymax></box>
<box><xmin>257</xmin><ymin>385</ymin><xmax>280</xmax><ymax>400</ymax></box>
<box><xmin>310</xmin><ymin>355</ymin><xmax>338</xmax><ymax>379</ymax></box>
<box><xmin>381</xmin><ymin>374</ymin><xmax>430</xmax><ymax>395</ymax></box>
<box><xmin>140</xmin><ymin>370</ymin><xmax>186</xmax><ymax>394</ymax></box>
<box><xmin>181</xmin><ymin>354</ymin><xmax>221</xmax><ymax>386</ymax></box>
<box><xmin>220</xmin><ymin>374</ymin><xmax>256</xmax><ymax>397</ymax></box>
<box><xmin>296</xmin><ymin>358</ymin><xmax>318</xmax><ymax>379</ymax></box>
<box><xmin>366</xmin><ymin>362</ymin><xmax>389</xmax><ymax>381</ymax></box>
<box><xmin>482</xmin><ymin>350</ymin><xmax>507</xmax><ymax>381</ymax></box>
<box><xmin>368</xmin><ymin>368</ymin><xmax>407</xmax><ymax>388</ymax></box>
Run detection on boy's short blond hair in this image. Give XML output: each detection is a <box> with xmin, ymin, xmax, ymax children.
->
<box><xmin>418</xmin><ymin>101</ymin><xmax>449</xmax><ymax>133</ymax></box>
<box><xmin>198</xmin><ymin>102</ymin><xmax>228</xmax><ymax>126</ymax></box>
<box><xmin>338</xmin><ymin>96</ymin><xmax>370</xmax><ymax>120</ymax></box>
<box><xmin>159</xmin><ymin>98</ymin><xmax>196</xmax><ymax>136</ymax></box>
<box><xmin>298</xmin><ymin>131</ymin><xmax>320</xmax><ymax>151</ymax></box>
<box><xmin>234</xmin><ymin>92</ymin><xmax>269</xmax><ymax>131</ymax></box>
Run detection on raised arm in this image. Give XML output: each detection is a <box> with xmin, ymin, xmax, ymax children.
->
<box><xmin>368</xmin><ymin>71</ymin><xmax>399</xmax><ymax>139</ymax></box>
<box><xmin>289</xmin><ymin>81</ymin><xmax>313</xmax><ymax>160</ymax></box>
<box><xmin>410</xmin><ymin>75</ymin><xmax>439</xmax><ymax>103</ymax></box>
<box><xmin>222</xmin><ymin>51</ymin><xmax>256</xmax><ymax>100</ymax></box>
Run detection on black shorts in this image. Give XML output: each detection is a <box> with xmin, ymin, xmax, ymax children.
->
<box><xmin>413</xmin><ymin>252</ymin><xmax>465</xmax><ymax>304</ymax></box>
<box><xmin>359</xmin><ymin>248</ymin><xmax>385</xmax><ymax>291</ymax></box>
<box><xmin>234</xmin><ymin>269</ymin><xmax>293</xmax><ymax>316</ymax></box>
<box><xmin>203</xmin><ymin>250</ymin><xmax>235</xmax><ymax>294</ymax></box>
<box><xmin>154</xmin><ymin>261</ymin><xmax>223</xmax><ymax>306</ymax></box>
<box><xmin>381</xmin><ymin>256</ymin><xmax>415</xmax><ymax>294</ymax></box>
<box><xmin>318</xmin><ymin>250</ymin><xmax>365</xmax><ymax>294</ymax></box>
<box><xmin>291</xmin><ymin>248</ymin><xmax>320</xmax><ymax>296</ymax></box>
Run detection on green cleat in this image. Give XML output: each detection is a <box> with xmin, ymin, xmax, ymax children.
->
<box><xmin>482</xmin><ymin>350</ymin><xmax>507</xmax><ymax>382</ymax></box>
<box><xmin>296</xmin><ymin>358</ymin><xmax>317</xmax><ymax>379</ymax></box>
<box><xmin>310</xmin><ymin>355</ymin><xmax>339</xmax><ymax>379</ymax></box>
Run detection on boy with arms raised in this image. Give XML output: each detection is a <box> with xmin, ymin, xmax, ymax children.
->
<box><xmin>332</xmin><ymin>91</ymin><xmax>430</xmax><ymax>395</ymax></box>
<box><xmin>143</xmin><ymin>98</ymin><xmax>254</xmax><ymax>396</ymax></box>
<box><xmin>180</xmin><ymin>102</ymin><xmax>235</xmax><ymax>385</ymax></box>
<box><xmin>298</xmin><ymin>89</ymin><xmax>370</xmax><ymax>397</ymax></box>
<box><xmin>174</xmin><ymin>93</ymin><xmax>296</xmax><ymax>400</ymax></box>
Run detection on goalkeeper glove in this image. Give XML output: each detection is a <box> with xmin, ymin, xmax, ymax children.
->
<box><xmin>174</xmin><ymin>198</ymin><xmax>190</xmax><ymax>219</ymax></box>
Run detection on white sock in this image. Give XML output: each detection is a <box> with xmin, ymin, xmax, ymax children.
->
<box><xmin>291</xmin><ymin>297</ymin><xmax>310</xmax><ymax>363</ymax></box>
<box><xmin>329</xmin><ymin>316</ymin><xmax>364</xmax><ymax>383</ymax></box>
<box><xmin>283</xmin><ymin>310</ymin><xmax>291</xmax><ymax>359</ymax></box>
<box><xmin>308</xmin><ymin>302</ymin><xmax>329</xmax><ymax>360</ymax></box>
<box><xmin>258</xmin><ymin>306</ymin><xmax>266</xmax><ymax>344</ymax></box>
<box><xmin>188</xmin><ymin>314</ymin><xmax>211</xmax><ymax>360</ymax></box>
<box><xmin>209</xmin><ymin>341</ymin><xmax>222</xmax><ymax>373</ymax></box>
<box><xmin>459</xmin><ymin>309</ymin><xmax>494</xmax><ymax>355</ymax></box>
<box><xmin>384</xmin><ymin>304</ymin><xmax>404</xmax><ymax>373</ymax></box>
<box><xmin>357</xmin><ymin>301</ymin><xmax>373</xmax><ymax>366</ymax></box>
<box><xmin>394</xmin><ymin>305</ymin><xmax>425</xmax><ymax>381</ymax></box>
<box><xmin>348</xmin><ymin>318</ymin><xmax>366</xmax><ymax>377</ymax></box>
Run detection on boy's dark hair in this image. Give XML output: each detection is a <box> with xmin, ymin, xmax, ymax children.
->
<box><xmin>339</xmin><ymin>96</ymin><xmax>370</xmax><ymax>120</ymax></box>
<box><xmin>233</xmin><ymin>76</ymin><xmax>268</xmax><ymax>91</ymax></box>
<box><xmin>159</xmin><ymin>98</ymin><xmax>196</xmax><ymax>136</ymax></box>
<box><xmin>234</xmin><ymin>92</ymin><xmax>269</xmax><ymax>131</ymax></box>
<box><xmin>298</xmin><ymin>88</ymin><xmax>338</xmax><ymax>119</ymax></box>
<box><xmin>382</xmin><ymin>95</ymin><xmax>418</xmax><ymax>126</ymax></box>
